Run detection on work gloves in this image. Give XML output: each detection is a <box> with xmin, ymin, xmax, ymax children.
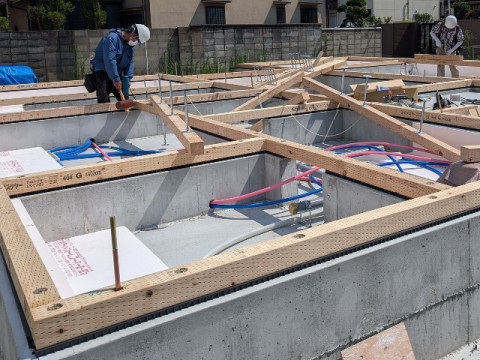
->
<box><xmin>435</xmin><ymin>40</ymin><xmax>441</xmax><ymax>47</ymax></box>
<box><xmin>446</xmin><ymin>49</ymin><xmax>454</xmax><ymax>55</ymax></box>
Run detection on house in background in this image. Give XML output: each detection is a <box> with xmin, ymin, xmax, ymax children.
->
<box><xmin>2</xmin><ymin>0</ymin><xmax>325</xmax><ymax>31</ymax></box>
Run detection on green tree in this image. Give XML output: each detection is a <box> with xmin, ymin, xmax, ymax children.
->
<box><xmin>81</xmin><ymin>0</ymin><xmax>107</xmax><ymax>30</ymax></box>
<box><xmin>414</xmin><ymin>13</ymin><xmax>433</xmax><ymax>24</ymax></box>
<box><xmin>452</xmin><ymin>0</ymin><xmax>470</xmax><ymax>19</ymax></box>
<box><xmin>27</xmin><ymin>0</ymin><xmax>74</xmax><ymax>30</ymax></box>
<box><xmin>0</xmin><ymin>16</ymin><xmax>9</xmax><ymax>31</ymax></box>
<box><xmin>337</xmin><ymin>0</ymin><xmax>370</xmax><ymax>27</ymax></box>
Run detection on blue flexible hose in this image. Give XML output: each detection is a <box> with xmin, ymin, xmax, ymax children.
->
<box><xmin>377</xmin><ymin>160</ymin><xmax>445</xmax><ymax>176</ymax></box>
<box><xmin>333</xmin><ymin>144</ymin><xmax>403</xmax><ymax>172</ymax></box>
<box><xmin>210</xmin><ymin>175</ymin><xmax>322</xmax><ymax>209</ymax></box>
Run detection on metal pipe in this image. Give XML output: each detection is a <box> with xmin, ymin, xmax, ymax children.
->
<box><xmin>340</xmin><ymin>66</ymin><xmax>349</xmax><ymax>95</ymax></box>
<box><xmin>169</xmin><ymin>80</ymin><xmax>173</xmax><ymax>116</ymax></box>
<box><xmin>257</xmin><ymin>94</ymin><xmax>263</xmax><ymax>109</ymax></box>
<box><xmin>184</xmin><ymin>89</ymin><xmax>190</xmax><ymax>132</ymax></box>
<box><xmin>157</xmin><ymin>73</ymin><xmax>162</xmax><ymax>102</ymax></box>
<box><xmin>362</xmin><ymin>74</ymin><xmax>372</xmax><ymax>106</ymax></box>
<box><xmin>417</xmin><ymin>96</ymin><xmax>427</xmax><ymax>134</ymax></box>
<box><xmin>110</xmin><ymin>216</ymin><xmax>121</xmax><ymax>291</ymax></box>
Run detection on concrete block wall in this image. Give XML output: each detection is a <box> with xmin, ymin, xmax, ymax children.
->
<box><xmin>1</xmin><ymin>26</ymin><xmax>381</xmax><ymax>82</ymax></box>
<box><xmin>322</xmin><ymin>27</ymin><xmax>382</xmax><ymax>57</ymax></box>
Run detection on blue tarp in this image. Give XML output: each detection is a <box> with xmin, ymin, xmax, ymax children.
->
<box><xmin>0</xmin><ymin>66</ymin><xmax>38</xmax><ymax>85</ymax></box>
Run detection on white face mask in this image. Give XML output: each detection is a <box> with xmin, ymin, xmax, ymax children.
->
<box><xmin>128</xmin><ymin>39</ymin><xmax>138</xmax><ymax>47</ymax></box>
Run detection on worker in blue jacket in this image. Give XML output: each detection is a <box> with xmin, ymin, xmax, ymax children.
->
<box><xmin>91</xmin><ymin>24</ymin><xmax>150</xmax><ymax>103</ymax></box>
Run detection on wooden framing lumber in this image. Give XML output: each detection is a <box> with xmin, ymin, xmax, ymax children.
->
<box><xmin>165</xmin><ymin>88</ymin><xmax>264</xmax><ymax>105</ymax></box>
<box><xmin>0</xmin><ymin>183</ymin><xmax>60</xmax><ymax>308</ymax></box>
<box><xmin>347</xmin><ymin>55</ymin><xmax>480</xmax><ymax>68</ymax></box>
<box><xmin>19</xmin><ymin>178</ymin><xmax>480</xmax><ymax>349</ymax></box>
<box><xmin>302</xmin><ymin>77</ymin><xmax>461</xmax><ymax>162</ymax></box>
<box><xmin>328</xmin><ymin>69</ymin><xmax>456</xmax><ymax>84</ymax></box>
<box><xmin>370</xmin><ymin>103</ymin><xmax>480</xmax><ymax>131</ymax></box>
<box><xmin>0</xmin><ymin>81</ymin><xmax>215</xmax><ymax>107</ymax></box>
<box><xmin>461</xmin><ymin>145</ymin><xmax>480</xmax><ymax>163</ymax></box>
<box><xmin>1</xmin><ymin>139</ymin><xmax>266</xmax><ymax>196</ymax></box>
<box><xmin>284</xmin><ymin>92</ymin><xmax>310</xmax><ymax>105</ymax></box>
<box><xmin>0</xmin><ymin>103</ymin><xmax>119</xmax><ymax>123</ymax></box>
<box><xmin>414</xmin><ymin>53</ymin><xmax>464</xmax><ymax>64</ymax></box>
<box><xmin>304</xmin><ymin>58</ymin><xmax>347</xmax><ymax>78</ymax></box>
<box><xmin>415</xmin><ymin>79</ymin><xmax>472</xmax><ymax>93</ymax></box>
<box><xmin>141</xmin><ymin>96</ymin><xmax>205</xmax><ymax>154</ymax></box>
<box><xmin>206</xmin><ymin>101</ymin><xmax>339</xmax><ymax>123</ymax></box>
<box><xmin>232</xmin><ymin>70</ymin><xmax>304</xmax><ymax>112</ymax></box>
<box><xmin>182</xmin><ymin>112</ymin><xmax>449</xmax><ymax>198</ymax></box>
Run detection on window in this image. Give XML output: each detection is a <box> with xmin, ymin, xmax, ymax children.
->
<box><xmin>300</xmin><ymin>7</ymin><xmax>318</xmax><ymax>23</ymax></box>
<box><xmin>206</xmin><ymin>6</ymin><xmax>226</xmax><ymax>24</ymax></box>
<box><xmin>276</xmin><ymin>6</ymin><xmax>286</xmax><ymax>24</ymax></box>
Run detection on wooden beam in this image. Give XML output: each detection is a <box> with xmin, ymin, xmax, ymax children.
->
<box><xmin>302</xmin><ymin>77</ymin><xmax>461</xmax><ymax>162</ymax></box>
<box><xmin>206</xmin><ymin>101</ymin><xmax>339</xmax><ymax>123</ymax></box>
<box><xmin>181</xmin><ymin>112</ymin><xmax>449</xmax><ymax>198</ymax></box>
<box><xmin>461</xmin><ymin>145</ymin><xmax>480</xmax><ymax>163</ymax></box>
<box><xmin>0</xmin><ymin>103</ymin><xmax>119</xmax><ymax>124</ymax></box>
<box><xmin>370</xmin><ymin>103</ymin><xmax>480</xmax><ymax>131</ymax></box>
<box><xmin>166</xmin><ymin>88</ymin><xmax>264</xmax><ymax>105</ymax></box>
<box><xmin>136</xmin><ymin>96</ymin><xmax>204</xmax><ymax>155</ymax></box>
<box><xmin>1</xmin><ymin>139</ymin><xmax>266</xmax><ymax>196</ymax></box>
<box><xmin>0</xmin><ymin>82</ymin><xmax>215</xmax><ymax>107</ymax></box>
<box><xmin>232</xmin><ymin>70</ymin><xmax>304</xmax><ymax>112</ymax></box>
<box><xmin>304</xmin><ymin>58</ymin><xmax>347</xmax><ymax>78</ymax></box>
<box><xmin>414</xmin><ymin>53</ymin><xmax>463</xmax><ymax>64</ymax></box>
<box><xmin>433</xmin><ymin>104</ymin><xmax>478</xmax><ymax>116</ymax></box>
<box><xmin>415</xmin><ymin>79</ymin><xmax>472</xmax><ymax>93</ymax></box>
<box><xmin>249</xmin><ymin>119</ymin><xmax>264</xmax><ymax>132</ymax></box>
<box><xmin>284</xmin><ymin>92</ymin><xmax>310</xmax><ymax>105</ymax></box>
<box><xmin>0</xmin><ymin>184</ymin><xmax>60</xmax><ymax>309</ymax></box>
<box><xmin>328</xmin><ymin>69</ymin><xmax>456</xmax><ymax>84</ymax></box>
<box><xmin>29</xmin><ymin>179</ymin><xmax>480</xmax><ymax>349</ymax></box>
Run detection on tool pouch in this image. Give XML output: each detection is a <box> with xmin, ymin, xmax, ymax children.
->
<box><xmin>84</xmin><ymin>73</ymin><xmax>96</xmax><ymax>93</ymax></box>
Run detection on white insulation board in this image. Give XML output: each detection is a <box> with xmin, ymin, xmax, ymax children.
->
<box><xmin>11</xmin><ymin>199</ymin><xmax>168</xmax><ymax>298</ymax></box>
<box><xmin>0</xmin><ymin>147</ymin><xmax>62</xmax><ymax>178</ymax></box>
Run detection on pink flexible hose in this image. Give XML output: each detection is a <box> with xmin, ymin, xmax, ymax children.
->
<box><xmin>344</xmin><ymin>150</ymin><xmax>451</xmax><ymax>163</ymax></box>
<box><xmin>91</xmin><ymin>141</ymin><xmax>113</xmax><ymax>161</ymax></box>
<box><xmin>324</xmin><ymin>141</ymin><xmax>437</xmax><ymax>155</ymax></box>
<box><xmin>209</xmin><ymin>142</ymin><xmax>450</xmax><ymax>205</ymax></box>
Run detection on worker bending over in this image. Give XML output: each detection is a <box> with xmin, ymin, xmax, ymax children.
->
<box><xmin>91</xmin><ymin>24</ymin><xmax>150</xmax><ymax>103</ymax></box>
<box><xmin>430</xmin><ymin>15</ymin><xmax>464</xmax><ymax>78</ymax></box>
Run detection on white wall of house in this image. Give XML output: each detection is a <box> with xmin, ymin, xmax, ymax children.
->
<box><xmin>148</xmin><ymin>0</ymin><xmax>325</xmax><ymax>29</ymax></box>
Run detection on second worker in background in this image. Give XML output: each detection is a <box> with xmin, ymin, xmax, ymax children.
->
<box><xmin>430</xmin><ymin>15</ymin><xmax>464</xmax><ymax>78</ymax></box>
<box><xmin>91</xmin><ymin>24</ymin><xmax>150</xmax><ymax>103</ymax></box>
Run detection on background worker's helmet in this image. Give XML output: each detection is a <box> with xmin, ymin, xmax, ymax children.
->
<box><xmin>128</xmin><ymin>24</ymin><xmax>150</xmax><ymax>44</ymax></box>
<box><xmin>445</xmin><ymin>15</ymin><xmax>457</xmax><ymax>29</ymax></box>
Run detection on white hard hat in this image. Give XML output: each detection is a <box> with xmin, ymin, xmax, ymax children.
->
<box><xmin>445</xmin><ymin>15</ymin><xmax>457</xmax><ymax>29</ymax></box>
<box><xmin>132</xmin><ymin>24</ymin><xmax>150</xmax><ymax>44</ymax></box>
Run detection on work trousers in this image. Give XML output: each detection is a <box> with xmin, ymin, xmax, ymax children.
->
<box><xmin>94</xmin><ymin>70</ymin><xmax>122</xmax><ymax>103</ymax></box>
<box><xmin>435</xmin><ymin>47</ymin><xmax>459</xmax><ymax>78</ymax></box>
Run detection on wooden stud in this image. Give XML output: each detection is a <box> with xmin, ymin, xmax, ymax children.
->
<box><xmin>145</xmin><ymin>96</ymin><xmax>204</xmax><ymax>155</ymax></box>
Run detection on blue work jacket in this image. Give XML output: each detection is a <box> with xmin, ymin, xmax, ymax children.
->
<box><xmin>91</xmin><ymin>29</ymin><xmax>134</xmax><ymax>83</ymax></box>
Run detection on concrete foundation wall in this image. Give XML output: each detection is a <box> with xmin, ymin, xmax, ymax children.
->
<box><xmin>322</xmin><ymin>172</ymin><xmax>403</xmax><ymax>222</ymax></box>
<box><xmin>263</xmin><ymin>108</ymin><xmax>411</xmax><ymax>147</ymax></box>
<box><xmin>19</xmin><ymin>154</ymin><xmax>296</xmax><ymax>242</ymax></box>
<box><xmin>0</xmin><ymin>111</ymin><xmax>165</xmax><ymax>151</ymax></box>
<box><xmin>2</xmin><ymin>211</ymin><xmax>480</xmax><ymax>359</ymax></box>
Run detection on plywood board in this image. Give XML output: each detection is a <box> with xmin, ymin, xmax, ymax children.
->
<box><xmin>341</xmin><ymin>323</ymin><xmax>415</xmax><ymax>360</ymax></box>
